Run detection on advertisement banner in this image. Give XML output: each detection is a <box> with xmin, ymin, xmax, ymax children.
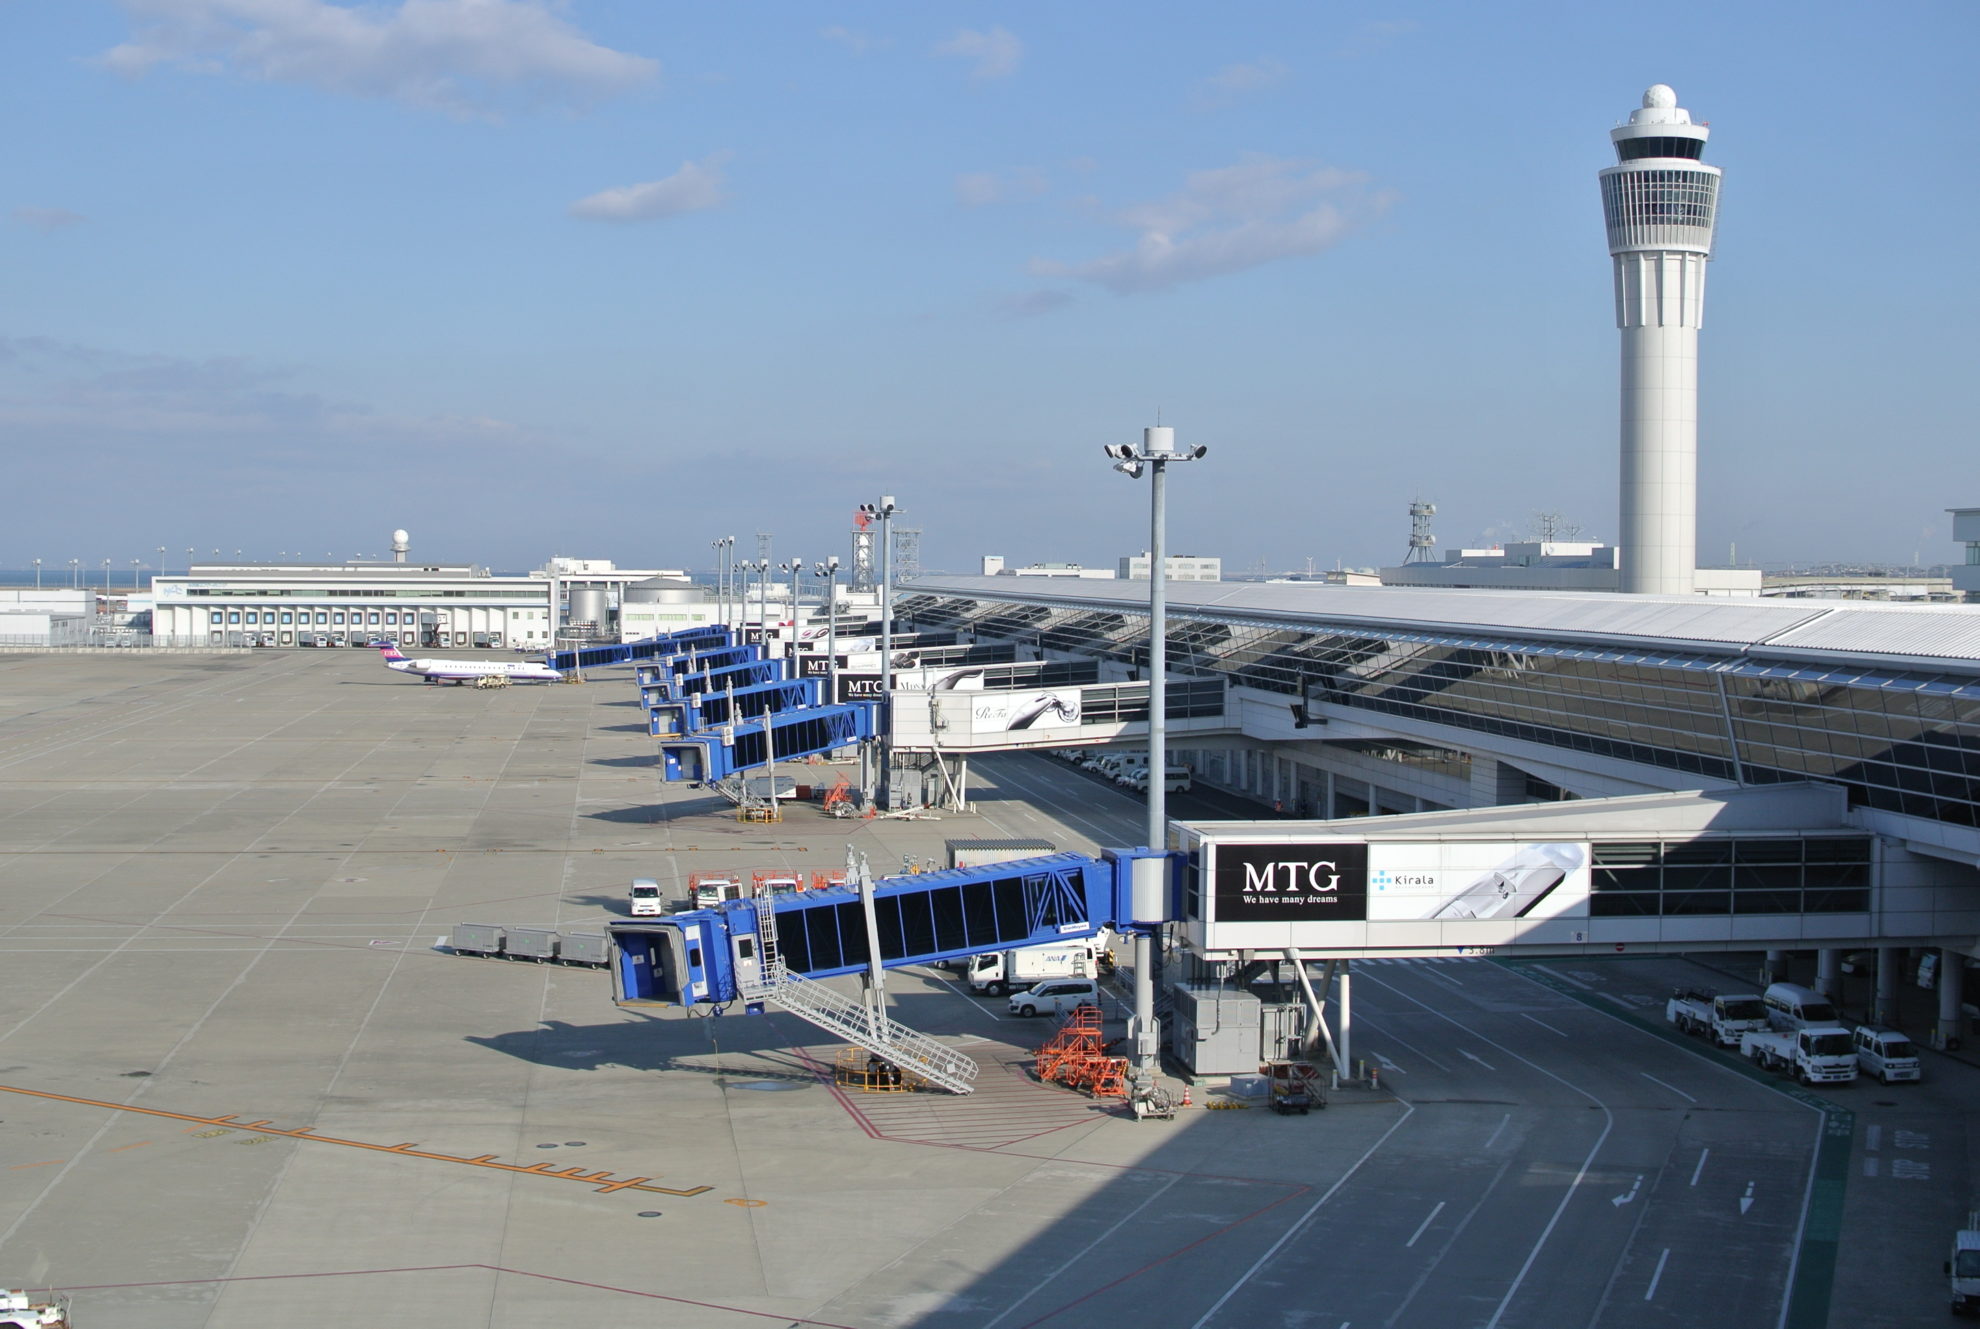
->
<box><xmin>1212</xmin><ymin>842</ymin><xmax>1369</xmax><ymax>922</ymax></box>
<box><xmin>1366</xmin><ymin>842</ymin><xmax>1590</xmax><ymax>921</ymax></box>
<box><xmin>969</xmin><ymin>690</ymin><xmax>1082</xmax><ymax>733</ymax></box>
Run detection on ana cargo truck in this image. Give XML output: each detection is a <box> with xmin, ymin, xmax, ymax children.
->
<box><xmin>1666</xmin><ymin>987</ymin><xmax>1769</xmax><ymax>1047</ymax></box>
<box><xmin>968</xmin><ymin>936</ymin><xmax>1104</xmax><ymax>997</ymax></box>
<box><xmin>690</xmin><ymin>872</ymin><xmax>746</xmax><ymax>909</ymax></box>
<box><xmin>1739</xmin><ymin>1026</ymin><xmax>1858</xmax><ymax>1085</ymax></box>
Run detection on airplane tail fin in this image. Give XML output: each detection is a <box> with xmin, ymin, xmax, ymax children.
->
<box><xmin>378</xmin><ymin>645</ymin><xmax>407</xmax><ymax>662</ymax></box>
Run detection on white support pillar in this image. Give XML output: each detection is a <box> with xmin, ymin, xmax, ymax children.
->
<box><xmin>1938</xmin><ymin>947</ymin><xmax>1964</xmax><ymax>1051</ymax></box>
<box><xmin>1874</xmin><ymin>947</ymin><xmax>1901</xmax><ymax>1027</ymax></box>
<box><xmin>1815</xmin><ymin>948</ymin><xmax>1841</xmax><ymax>1001</ymax></box>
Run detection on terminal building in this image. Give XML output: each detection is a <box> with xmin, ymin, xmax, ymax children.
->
<box><xmin>149</xmin><ymin>543</ymin><xmax>691</xmax><ymax>648</ymax></box>
<box><xmin>892</xmin><ymin>573</ymin><xmax>1980</xmax><ymax>1050</ymax></box>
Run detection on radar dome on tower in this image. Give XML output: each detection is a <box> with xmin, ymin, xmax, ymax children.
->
<box><xmin>391</xmin><ymin>529</ymin><xmax>411</xmax><ymax>564</ymax></box>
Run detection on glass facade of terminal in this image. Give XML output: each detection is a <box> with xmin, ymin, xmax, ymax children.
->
<box><xmin>900</xmin><ymin>593</ymin><xmax>1980</xmax><ymax>831</ymax></box>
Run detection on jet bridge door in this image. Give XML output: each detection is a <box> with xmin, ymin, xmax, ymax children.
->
<box><xmin>608</xmin><ymin>921</ymin><xmax>710</xmax><ymax>1007</ymax></box>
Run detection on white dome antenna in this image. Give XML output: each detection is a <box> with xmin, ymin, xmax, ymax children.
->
<box><xmin>391</xmin><ymin>529</ymin><xmax>411</xmax><ymax>563</ymax></box>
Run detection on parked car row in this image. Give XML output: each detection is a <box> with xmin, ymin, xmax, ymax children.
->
<box><xmin>1048</xmin><ymin>747</ymin><xmax>1193</xmax><ymax>793</ymax></box>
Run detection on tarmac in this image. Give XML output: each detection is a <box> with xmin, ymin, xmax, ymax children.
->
<box><xmin>0</xmin><ymin>648</ymin><xmax>1967</xmax><ymax>1327</ymax></box>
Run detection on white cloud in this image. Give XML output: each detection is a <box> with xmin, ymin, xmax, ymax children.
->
<box><xmin>11</xmin><ymin>207</ymin><xmax>87</xmax><ymax>231</ymax></box>
<box><xmin>820</xmin><ymin>25</ymin><xmax>872</xmax><ymax>54</ymax></box>
<box><xmin>1029</xmin><ymin>155</ymin><xmax>1392</xmax><ymax>295</ymax></box>
<box><xmin>935</xmin><ymin>26</ymin><xmax>1020</xmax><ymax>81</ymax></box>
<box><xmin>954</xmin><ymin>167</ymin><xmax>1045</xmax><ymax>208</ymax></box>
<box><xmin>1191</xmin><ymin>58</ymin><xmax>1287</xmax><ymax>109</ymax></box>
<box><xmin>569</xmin><ymin>155</ymin><xmax>729</xmax><ymax>223</ymax></box>
<box><xmin>101</xmin><ymin>0</ymin><xmax>657</xmax><ymax>116</ymax></box>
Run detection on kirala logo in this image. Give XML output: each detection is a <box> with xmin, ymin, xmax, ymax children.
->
<box><xmin>1373</xmin><ymin>870</ymin><xmax>1436</xmax><ymax>888</ymax></box>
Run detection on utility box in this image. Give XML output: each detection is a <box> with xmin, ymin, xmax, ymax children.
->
<box><xmin>945</xmin><ymin>838</ymin><xmax>1056</xmax><ymax>870</ymax></box>
<box><xmin>506</xmin><ymin>928</ymin><xmax>559</xmax><ymax>961</ymax></box>
<box><xmin>559</xmin><ymin>932</ymin><xmax>608</xmax><ymax>966</ymax></box>
<box><xmin>451</xmin><ymin>923</ymin><xmax>506</xmax><ymax>957</ymax></box>
<box><xmin>1168</xmin><ymin>982</ymin><xmax>1265</xmax><ymax>1075</ymax></box>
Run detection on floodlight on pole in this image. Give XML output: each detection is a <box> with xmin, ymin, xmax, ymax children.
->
<box><xmin>813</xmin><ymin>557</ymin><xmax>841</xmax><ymax>703</ymax></box>
<box><xmin>858</xmin><ymin>498</ymin><xmax>899</xmax><ymax>807</ymax></box>
<box><xmin>1101</xmin><ymin>425</ymin><xmax>1208</xmax><ymax>1086</ymax></box>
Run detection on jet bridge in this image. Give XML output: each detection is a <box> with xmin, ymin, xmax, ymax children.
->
<box><xmin>646</xmin><ymin>677</ymin><xmax>823</xmax><ymax>737</ymax></box>
<box><xmin>640</xmin><ymin>658</ymin><xmax>787</xmax><ymax>707</ymax></box>
<box><xmin>656</xmin><ymin>702</ymin><xmax>877</xmax><ymax>781</ymax></box>
<box><xmin>607</xmin><ymin>849</ymin><xmax>1166</xmax><ymax>1008</ymax></box>
<box><xmin>549</xmin><ymin>625</ymin><xmax>732</xmax><ymax>672</ymax></box>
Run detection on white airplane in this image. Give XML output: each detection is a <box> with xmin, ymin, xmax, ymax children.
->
<box><xmin>378</xmin><ymin>644</ymin><xmax>564</xmax><ymax>686</ymax></box>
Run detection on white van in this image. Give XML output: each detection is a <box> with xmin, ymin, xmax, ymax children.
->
<box><xmin>628</xmin><ymin>877</ymin><xmax>665</xmax><ymax>917</ymax></box>
<box><xmin>1007</xmin><ymin>978</ymin><xmax>1100</xmax><ymax>1019</ymax></box>
<box><xmin>1851</xmin><ymin>1026</ymin><xmax>1921</xmax><ymax>1083</ymax></box>
<box><xmin>1762</xmin><ymin>983</ymin><xmax>1840</xmax><ymax>1033</ymax></box>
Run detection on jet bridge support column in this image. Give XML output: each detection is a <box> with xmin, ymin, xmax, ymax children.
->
<box><xmin>1937</xmin><ymin>947</ymin><xmax>1965</xmax><ymax>1051</ymax></box>
<box><xmin>1874</xmin><ymin>947</ymin><xmax>1901</xmax><ymax>1026</ymax></box>
<box><xmin>1815</xmin><ymin>947</ymin><xmax>1841</xmax><ymax>1000</ymax></box>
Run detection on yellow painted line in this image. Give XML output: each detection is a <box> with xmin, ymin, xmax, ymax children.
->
<box><xmin>9</xmin><ymin>1159</ymin><xmax>65</xmax><ymax>1170</ymax></box>
<box><xmin>0</xmin><ymin>1083</ymin><xmax>711</xmax><ymax>1198</ymax></box>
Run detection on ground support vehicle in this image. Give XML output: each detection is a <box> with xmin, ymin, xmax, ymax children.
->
<box><xmin>1851</xmin><ymin>1026</ymin><xmax>1922</xmax><ymax>1083</ymax></box>
<box><xmin>1949</xmin><ymin>1220</ymin><xmax>1980</xmax><ymax>1315</ymax></box>
<box><xmin>628</xmin><ymin>877</ymin><xmax>665</xmax><ymax>917</ymax></box>
<box><xmin>690</xmin><ymin>872</ymin><xmax>746</xmax><ymax>909</ymax></box>
<box><xmin>1008</xmin><ymin>978</ymin><xmax>1101</xmax><ymax>1019</ymax></box>
<box><xmin>0</xmin><ymin>1288</ymin><xmax>69</xmax><ymax>1328</ymax></box>
<box><xmin>1665</xmin><ymin>987</ymin><xmax>1769</xmax><ymax>1047</ymax></box>
<box><xmin>1263</xmin><ymin>1060</ymin><xmax>1325</xmax><ymax>1115</ymax></box>
<box><xmin>969</xmin><ymin>937</ymin><xmax>1103</xmax><ymax>996</ymax></box>
<box><xmin>1740</xmin><ymin>1026</ymin><xmax>1858</xmax><ymax>1084</ymax></box>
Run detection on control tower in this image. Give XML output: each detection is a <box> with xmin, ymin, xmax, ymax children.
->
<box><xmin>1600</xmin><ymin>84</ymin><xmax>1722</xmax><ymax>594</ymax></box>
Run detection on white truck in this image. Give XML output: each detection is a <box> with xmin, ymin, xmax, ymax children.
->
<box><xmin>1739</xmin><ymin>1025</ymin><xmax>1858</xmax><ymax>1085</ymax></box>
<box><xmin>690</xmin><ymin>872</ymin><xmax>746</xmax><ymax>909</ymax></box>
<box><xmin>1948</xmin><ymin>1218</ymin><xmax>1980</xmax><ymax>1316</ymax></box>
<box><xmin>968</xmin><ymin>936</ymin><xmax>1105</xmax><ymax>997</ymax></box>
<box><xmin>1665</xmin><ymin>987</ymin><xmax>1769</xmax><ymax>1048</ymax></box>
<box><xmin>628</xmin><ymin>877</ymin><xmax>665</xmax><ymax>917</ymax></box>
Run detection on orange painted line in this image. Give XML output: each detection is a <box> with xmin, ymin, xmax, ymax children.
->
<box><xmin>0</xmin><ymin>1083</ymin><xmax>712</xmax><ymax>1198</ymax></box>
<box><xmin>108</xmin><ymin>1141</ymin><xmax>153</xmax><ymax>1153</ymax></box>
<box><xmin>9</xmin><ymin>1159</ymin><xmax>64</xmax><ymax>1170</ymax></box>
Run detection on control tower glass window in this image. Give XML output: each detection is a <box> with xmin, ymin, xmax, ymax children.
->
<box><xmin>1616</xmin><ymin>136</ymin><xmax>1705</xmax><ymax>161</ymax></box>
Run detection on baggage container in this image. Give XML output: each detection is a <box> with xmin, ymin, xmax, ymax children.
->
<box><xmin>558</xmin><ymin>932</ymin><xmax>609</xmax><ymax>967</ymax></box>
<box><xmin>451</xmin><ymin>923</ymin><xmax>506</xmax><ymax>957</ymax></box>
<box><xmin>506</xmin><ymin>927</ymin><xmax>559</xmax><ymax>961</ymax></box>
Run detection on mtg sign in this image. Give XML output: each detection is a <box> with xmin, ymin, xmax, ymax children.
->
<box><xmin>1213</xmin><ymin>842</ymin><xmax>1368</xmax><ymax>922</ymax></box>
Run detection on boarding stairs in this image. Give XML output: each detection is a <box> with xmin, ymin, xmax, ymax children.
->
<box><xmin>740</xmin><ymin>895</ymin><xmax>979</xmax><ymax>1095</ymax></box>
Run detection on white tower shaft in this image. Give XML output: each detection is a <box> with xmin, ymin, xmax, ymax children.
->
<box><xmin>1601</xmin><ymin>85</ymin><xmax>1721</xmax><ymax>595</ymax></box>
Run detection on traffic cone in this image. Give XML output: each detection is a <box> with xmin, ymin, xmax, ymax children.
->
<box><xmin>1180</xmin><ymin>1083</ymin><xmax>1192</xmax><ymax>1108</ymax></box>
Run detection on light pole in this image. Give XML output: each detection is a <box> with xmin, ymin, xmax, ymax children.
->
<box><xmin>156</xmin><ymin>545</ymin><xmax>166</xmax><ymax>579</ymax></box>
<box><xmin>780</xmin><ymin>558</ymin><xmax>804</xmax><ymax>659</ymax></box>
<box><xmin>68</xmin><ymin>558</ymin><xmax>79</xmax><ymax>588</ymax></box>
<box><xmin>717</xmin><ymin>536</ymin><xmax>736</xmax><ymax>634</ymax></box>
<box><xmin>813</xmin><ymin>557</ymin><xmax>841</xmax><ymax>703</ymax></box>
<box><xmin>131</xmin><ymin>558</ymin><xmax>142</xmax><ymax>589</ymax></box>
<box><xmin>100</xmin><ymin>558</ymin><xmax>110</xmax><ymax>588</ymax></box>
<box><xmin>32</xmin><ymin>558</ymin><xmax>40</xmax><ymax>589</ymax></box>
<box><xmin>711</xmin><ymin>539</ymin><xmax>725</xmax><ymax>630</ymax></box>
<box><xmin>187</xmin><ymin>546</ymin><xmax>195</xmax><ymax>574</ymax></box>
<box><xmin>1101</xmin><ymin>426</ymin><xmax>1207</xmax><ymax>1085</ymax></box>
<box><xmin>859</xmin><ymin>497</ymin><xmax>899</xmax><ymax>808</ymax></box>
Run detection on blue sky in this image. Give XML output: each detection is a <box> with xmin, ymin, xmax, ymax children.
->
<box><xmin>2</xmin><ymin>2</ymin><xmax>1973</xmax><ymax>576</ymax></box>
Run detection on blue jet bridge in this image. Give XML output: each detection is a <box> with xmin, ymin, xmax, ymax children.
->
<box><xmin>657</xmin><ymin>701</ymin><xmax>877</xmax><ymax>781</ymax></box>
<box><xmin>607</xmin><ymin>849</ymin><xmax>1168</xmax><ymax>1009</ymax></box>
<box><xmin>646</xmin><ymin>677</ymin><xmax>823</xmax><ymax>737</ymax></box>
<box><xmin>638</xmin><ymin>658</ymin><xmax>785</xmax><ymax>706</ymax></box>
<box><xmin>549</xmin><ymin>625</ymin><xmax>733</xmax><ymax>672</ymax></box>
